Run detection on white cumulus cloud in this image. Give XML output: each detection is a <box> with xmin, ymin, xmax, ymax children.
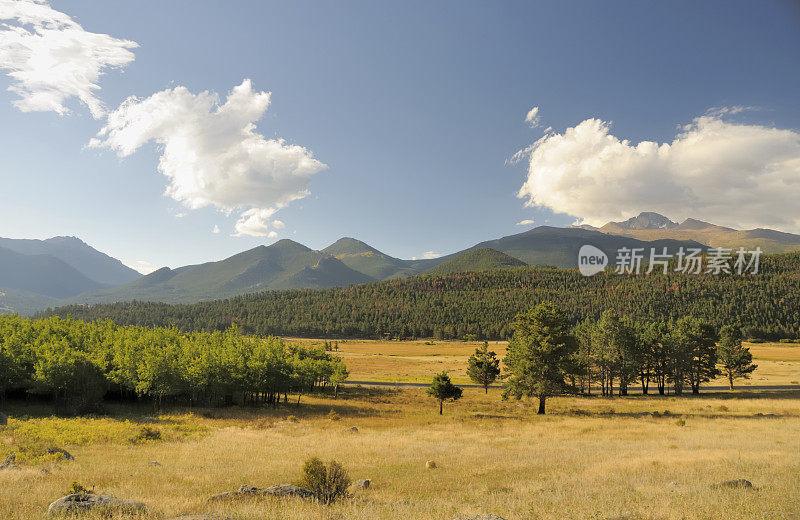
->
<box><xmin>422</xmin><ymin>251</ymin><xmax>441</xmax><ymax>259</ymax></box>
<box><xmin>89</xmin><ymin>79</ymin><xmax>327</xmax><ymax>237</ymax></box>
<box><xmin>516</xmin><ymin>219</ymin><xmax>535</xmax><ymax>226</ymax></box>
<box><xmin>524</xmin><ymin>106</ymin><xmax>541</xmax><ymax>128</ymax></box>
<box><xmin>516</xmin><ymin>110</ymin><xmax>800</xmax><ymax>232</ymax></box>
<box><xmin>0</xmin><ymin>0</ymin><xmax>137</xmax><ymax>118</ymax></box>
<box><xmin>212</xmin><ymin>224</ymin><xmax>220</xmax><ymax>234</ymax></box>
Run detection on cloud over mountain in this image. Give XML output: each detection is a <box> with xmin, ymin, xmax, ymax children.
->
<box><xmin>0</xmin><ymin>0</ymin><xmax>137</xmax><ymax>117</ymax></box>
<box><xmin>515</xmin><ymin>110</ymin><xmax>800</xmax><ymax>232</ymax></box>
<box><xmin>90</xmin><ymin>79</ymin><xmax>327</xmax><ymax>237</ymax></box>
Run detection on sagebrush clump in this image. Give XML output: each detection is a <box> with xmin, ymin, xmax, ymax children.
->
<box><xmin>300</xmin><ymin>456</ymin><xmax>351</xmax><ymax>504</ymax></box>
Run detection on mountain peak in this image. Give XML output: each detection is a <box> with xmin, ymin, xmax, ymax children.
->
<box><xmin>268</xmin><ymin>238</ymin><xmax>312</xmax><ymax>252</ymax></box>
<box><xmin>323</xmin><ymin>237</ymin><xmax>380</xmax><ymax>256</ymax></box>
<box><xmin>611</xmin><ymin>212</ymin><xmax>678</xmax><ymax>230</ymax></box>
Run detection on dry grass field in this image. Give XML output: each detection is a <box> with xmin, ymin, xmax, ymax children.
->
<box><xmin>1</xmin><ymin>340</ymin><xmax>798</xmax><ymax>519</ymax></box>
<box><xmin>289</xmin><ymin>338</ymin><xmax>800</xmax><ymax>386</ymax></box>
<box><xmin>1</xmin><ymin>388</ymin><xmax>799</xmax><ymax>520</ymax></box>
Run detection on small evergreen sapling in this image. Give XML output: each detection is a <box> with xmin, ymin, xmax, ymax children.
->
<box><xmin>427</xmin><ymin>372</ymin><xmax>463</xmax><ymax>415</ymax></box>
<box><xmin>467</xmin><ymin>341</ymin><xmax>500</xmax><ymax>393</ymax></box>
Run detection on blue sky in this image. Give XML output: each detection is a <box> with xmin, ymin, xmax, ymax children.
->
<box><xmin>1</xmin><ymin>1</ymin><xmax>800</xmax><ymax>272</ymax></box>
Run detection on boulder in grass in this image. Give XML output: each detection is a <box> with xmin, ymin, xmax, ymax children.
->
<box><xmin>210</xmin><ymin>484</ymin><xmax>317</xmax><ymax>502</ymax></box>
<box><xmin>46</xmin><ymin>447</ymin><xmax>74</xmax><ymax>461</ymax></box>
<box><xmin>711</xmin><ymin>479</ymin><xmax>755</xmax><ymax>490</ymax></box>
<box><xmin>0</xmin><ymin>453</ymin><xmax>21</xmax><ymax>471</ymax></box>
<box><xmin>426</xmin><ymin>460</ymin><xmax>437</xmax><ymax>469</ymax></box>
<box><xmin>454</xmin><ymin>515</ymin><xmax>508</xmax><ymax>520</ymax></box>
<box><xmin>262</xmin><ymin>484</ymin><xmax>318</xmax><ymax>500</ymax></box>
<box><xmin>353</xmin><ymin>478</ymin><xmax>371</xmax><ymax>489</ymax></box>
<box><xmin>47</xmin><ymin>494</ymin><xmax>145</xmax><ymax>514</ymax></box>
<box><xmin>167</xmin><ymin>516</ymin><xmax>233</xmax><ymax>520</ymax></box>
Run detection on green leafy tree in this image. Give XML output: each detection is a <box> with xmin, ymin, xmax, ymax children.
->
<box><xmin>32</xmin><ymin>342</ymin><xmax>107</xmax><ymax>414</ymax></box>
<box><xmin>503</xmin><ymin>302</ymin><xmax>579</xmax><ymax>414</ymax></box>
<box><xmin>466</xmin><ymin>341</ymin><xmax>500</xmax><ymax>393</ymax></box>
<box><xmin>329</xmin><ymin>360</ymin><xmax>349</xmax><ymax>398</ymax></box>
<box><xmin>718</xmin><ymin>325</ymin><xmax>757</xmax><ymax>389</ymax></box>
<box><xmin>427</xmin><ymin>372</ymin><xmax>463</xmax><ymax>415</ymax></box>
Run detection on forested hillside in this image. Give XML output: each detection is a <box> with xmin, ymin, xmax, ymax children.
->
<box><xmin>43</xmin><ymin>253</ymin><xmax>800</xmax><ymax>340</ymax></box>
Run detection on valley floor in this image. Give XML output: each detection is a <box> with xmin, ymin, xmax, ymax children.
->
<box><xmin>1</xmin><ymin>387</ymin><xmax>799</xmax><ymax>520</ymax></box>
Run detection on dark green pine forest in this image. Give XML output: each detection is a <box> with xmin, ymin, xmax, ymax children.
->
<box><xmin>42</xmin><ymin>252</ymin><xmax>800</xmax><ymax>341</ymax></box>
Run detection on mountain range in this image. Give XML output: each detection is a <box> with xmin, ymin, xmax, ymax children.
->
<box><xmin>3</xmin><ymin>212</ymin><xmax>800</xmax><ymax>315</ymax></box>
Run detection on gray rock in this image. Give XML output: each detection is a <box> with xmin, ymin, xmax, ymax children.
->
<box><xmin>426</xmin><ymin>460</ymin><xmax>437</xmax><ymax>469</ymax></box>
<box><xmin>148</xmin><ymin>461</ymin><xmax>162</xmax><ymax>467</ymax></box>
<box><xmin>47</xmin><ymin>494</ymin><xmax>145</xmax><ymax>514</ymax></box>
<box><xmin>166</xmin><ymin>516</ymin><xmax>233</xmax><ymax>520</ymax></box>
<box><xmin>0</xmin><ymin>453</ymin><xmax>21</xmax><ymax>471</ymax></box>
<box><xmin>262</xmin><ymin>484</ymin><xmax>318</xmax><ymax>500</ymax></box>
<box><xmin>454</xmin><ymin>515</ymin><xmax>508</xmax><ymax>520</ymax></box>
<box><xmin>347</xmin><ymin>426</ymin><xmax>359</xmax><ymax>433</ymax></box>
<box><xmin>711</xmin><ymin>479</ymin><xmax>755</xmax><ymax>489</ymax></box>
<box><xmin>0</xmin><ymin>412</ymin><xmax>7</xmax><ymax>426</ymax></box>
<box><xmin>354</xmin><ymin>478</ymin><xmax>371</xmax><ymax>489</ymax></box>
<box><xmin>46</xmin><ymin>447</ymin><xmax>74</xmax><ymax>460</ymax></box>
<box><xmin>210</xmin><ymin>484</ymin><xmax>317</xmax><ymax>502</ymax></box>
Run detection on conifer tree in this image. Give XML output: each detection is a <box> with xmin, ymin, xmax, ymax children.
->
<box><xmin>718</xmin><ymin>325</ymin><xmax>757</xmax><ymax>390</ymax></box>
<box><xmin>427</xmin><ymin>372</ymin><xmax>462</xmax><ymax>415</ymax></box>
<box><xmin>503</xmin><ymin>302</ymin><xmax>579</xmax><ymax>414</ymax></box>
<box><xmin>466</xmin><ymin>341</ymin><xmax>500</xmax><ymax>393</ymax></box>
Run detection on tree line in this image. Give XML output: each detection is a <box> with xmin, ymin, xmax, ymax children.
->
<box><xmin>0</xmin><ymin>314</ymin><xmax>348</xmax><ymax>414</ymax></box>
<box><xmin>434</xmin><ymin>303</ymin><xmax>757</xmax><ymax>415</ymax></box>
<box><xmin>40</xmin><ymin>252</ymin><xmax>800</xmax><ymax>341</ymax></box>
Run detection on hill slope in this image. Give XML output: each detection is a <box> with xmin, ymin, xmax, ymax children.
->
<box><xmin>599</xmin><ymin>212</ymin><xmax>800</xmax><ymax>253</ymax></box>
<box><xmin>321</xmin><ymin>237</ymin><xmax>427</xmax><ymax>280</ymax></box>
<box><xmin>425</xmin><ymin>247</ymin><xmax>526</xmax><ymax>275</ymax></box>
<box><xmin>0</xmin><ymin>236</ymin><xmax>141</xmax><ymax>285</ymax></box>
<box><xmin>70</xmin><ymin>239</ymin><xmax>373</xmax><ymax>305</ymax></box>
<box><xmin>43</xmin><ymin>252</ymin><xmax>800</xmax><ymax>341</ymax></box>
<box><xmin>0</xmin><ymin>246</ymin><xmax>106</xmax><ymax>299</ymax></box>
<box><xmin>471</xmin><ymin>226</ymin><xmax>704</xmax><ymax>267</ymax></box>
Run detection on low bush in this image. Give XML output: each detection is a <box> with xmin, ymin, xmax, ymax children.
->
<box><xmin>300</xmin><ymin>456</ymin><xmax>351</xmax><ymax>504</ymax></box>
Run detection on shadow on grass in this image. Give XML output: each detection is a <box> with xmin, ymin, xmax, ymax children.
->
<box><xmin>0</xmin><ymin>386</ymin><xmax>401</xmax><ymax>423</ymax></box>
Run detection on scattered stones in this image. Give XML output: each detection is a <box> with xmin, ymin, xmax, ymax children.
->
<box><xmin>353</xmin><ymin>479</ymin><xmax>371</xmax><ymax>489</ymax></box>
<box><xmin>426</xmin><ymin>460</ymin><xmax>437</xmax><ymax>469</ymax></box>
<box><xmin>711</xmin><ymin>479</ymin><xmax>755</xmax><ymax>490</ymax></box>
<box><xmin>210</xmin><ymin>484</ymin><xmax>318</xmax><ymax>502</ymax></box>
<box><xmin>393</xmin><ymin>499</ymin><xmax>411</xmax><ymax>506</ymax></box>
<box><xmin>46</xmin><ymin>448</ymin><xmax>74</xmax><ymax>461</ymax></box>
<box><xmin>454</xmin><ymin>515</ymin><xmax>508</xmax><ymax>520</ymax></box>
<box><xmin>47</xmin><ymin>494</ymin><xmax>146</xmax><ymax>514</ymax></box>
<box><xmin>0</xmin><ymin>412</ymin><xmax>7</xmax><ymax>426</ymax></box>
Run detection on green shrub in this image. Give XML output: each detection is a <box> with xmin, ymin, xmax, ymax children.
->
<box><xmin>300</xmin><ymin>456</ymin><xmax>351</xmax><ymax>504</ymax></box>
<box><xmin>326</xmin><ymin>410</ymin><xmax>341</xmax><ymax>421</ymax></box>
<box><xmin>68</xmin><ymin>482</ymin><xmax>95</xmax><ymax>495</ymax></box>
<box><xmin>675</xmin><ymin>418</ymin><xmax>686</xmax><ymax>427</ymax></box>
<box><xmin>129</xmin><ymin>426</ymin><xmax>162</xmax><ymax>443</ymax></box>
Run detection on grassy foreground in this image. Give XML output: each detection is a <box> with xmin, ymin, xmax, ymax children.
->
<box><xmin>1</xmin><ymin>387</ymin><xmax>799</xmax><ymax>520</ymax></box>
